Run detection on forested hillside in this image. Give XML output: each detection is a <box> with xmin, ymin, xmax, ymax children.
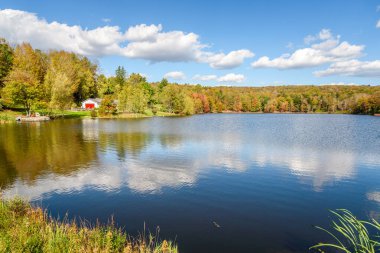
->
<box><xmin>1</xmin><ymin>39</ymin><xmax>379</xmax><ymax>116</ymax></box>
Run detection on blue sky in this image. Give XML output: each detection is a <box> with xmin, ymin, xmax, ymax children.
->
<box><xmin>0</xmin><ymin>0</ymin><xmax>379</xmax><ymax>86</ymax></box>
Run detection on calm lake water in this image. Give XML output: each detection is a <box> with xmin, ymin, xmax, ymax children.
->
<box><xmin>1</xmin><ymin>114</ymin><xmax>380</xmax><ymax>253</ymax></box>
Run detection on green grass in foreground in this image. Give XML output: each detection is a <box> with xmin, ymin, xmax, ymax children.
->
<box><xmin>310</xmin><ymin>209</ymin><xmax>380</xmax><ymax>253</ymax></box>
<box><xmin>0</xmin><ymin>197</ymin><xmax>178</xmax><ymax>253</ymax></box>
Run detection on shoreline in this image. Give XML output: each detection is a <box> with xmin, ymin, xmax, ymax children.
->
<box><xmin>1</xmin><ymin>109</ymin><xmax>379</xmax><ymax>124</ymax></box>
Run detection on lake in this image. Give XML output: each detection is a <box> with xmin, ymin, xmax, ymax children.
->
<box><xmin>1</xmin><ymin>114</ymin><xmax>380</xmax><ymax>253</ymax></box>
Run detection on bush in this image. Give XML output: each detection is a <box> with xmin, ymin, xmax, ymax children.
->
<box><xmin>90</xmin><ymin>109</ymin><xmax>97</xmax><ymax>118</ymax></box>
<box><xmin>99</xmin><ymin>95</ymin><xmax>117</xmax><ymax>116</ymax></box>
<box><xmin>144</xmin><ymin>109</ymin><xmax>154</xmax><ymax>116</ymax></box>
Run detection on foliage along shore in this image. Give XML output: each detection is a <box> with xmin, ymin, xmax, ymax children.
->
<box><xmin>0</xmin><ymin>197</ymin><xmax>178</xmax><ymax>253</ymax></box>
<box><xmin>0</xmin><ymin>38</ymin><xmax>379</xmax><ymax>119</ymax></box>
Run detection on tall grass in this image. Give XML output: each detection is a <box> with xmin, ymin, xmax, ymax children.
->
<box><xmin>0</xmin><ymin>197</ymin><xmax>178</xmax><ymax>253</ymax></box>
<box><xmin>310</xmin><ymin>209</ymin><xmax>380</xmax><ymax>253</ymax></box>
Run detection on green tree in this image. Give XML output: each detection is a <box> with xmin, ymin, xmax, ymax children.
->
<box><xmin>115</xmin><ymin>66</ymin><xmax>126</xmax><ymax>91</ymax></box>
<box><xmin>0</xmin><ymin>38</ymin><xmax>13</xmax><ymax>89</ymax></box>
<box><xmin>2</xmin><ymin>43</ymin><xmax>47</xmax><ymax>115</ymax></box>
<box><xmin>158</xmin><ymin>78</ymin><xmax>169</xmax><ymax>92</ymax></box>
<box><xmin>159</xmin><ymin>85</ymin><xmax>184</xmax><ymax>113</ymax></box>
<box><xmin>49</xmin><ymin>72</ymin><xmax>72</xmax><ymax>110</ymax></box>
<box><xmin>118</xmin><ymin>84</ymin><xmax>149</xmax><ymax>113</ymax></box>
<box><xmin>97</xmin><ymin>74</ymin><xmax>113</xmax><ymax>96</ymax></box>
<box><xmin>182</xmin><ymin>95</ymin><xmax>195</xmax><ymax>115</ymax></box>
<box><xmin>73</xmin><ymin>56</ymin><xmax>97</xmax><ymax>104</ymax></box>
<box><xmin>45</xmin><ymin>51</ymin><xmax>97</xmax><ymax>106</ymax></box>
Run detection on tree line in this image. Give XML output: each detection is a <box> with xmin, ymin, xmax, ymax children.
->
<box><xmin>0</xmin><ymin>38</ymin><xmax>379</xmax><ymax>116</ymax></box>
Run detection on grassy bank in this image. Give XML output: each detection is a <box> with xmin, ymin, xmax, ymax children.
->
<box><xmin>0</xmin><ymin>110</ymin><xmax>20</xmax><ymax>123</ymax></box>
<box><xmin>95</xmin><ymin>111</ymin><xmax>179</xmax><ymax>119</ymax></box>
<box><xmin>0</xmin><ymin>109</ymin><xmax>91</xmax><ymax>122</ymax></box>
<box><xmin>38</xmin><ymin>110</ymin><xmax>91</xmax><ymax>119</ymax></box>
<box><xmin>0</xmin><ymin>197</ymin><xmax>177</xmax><ymax>253</ymax></box>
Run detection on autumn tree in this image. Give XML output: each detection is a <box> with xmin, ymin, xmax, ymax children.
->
<box><xmin>49</xmin><ymin>72</ymin><xmax>72</xmax><ymax>110</ymax></box>
<box><xmin>2</xmin><ymin>43</ymin><xmax>47</xmax><ymax>115</ymax></box>
<box><xmin>98</xmin><ymin>95</ymin><xmax>117</xmax><ymax>115</ymax></box>
<box><xmin>117</xmin><ymin>73</ymin><xmax>151</xmax><ymax>113</ymax></box>
<box><xmin>44</xmin><ymin>51</ymin><xmax>97</xmax><ymax>107</ymax></box>
<box><xmin>159</xmin><ymin>85</ymin><xmax>184</xmax><ymax>113</ymax></box>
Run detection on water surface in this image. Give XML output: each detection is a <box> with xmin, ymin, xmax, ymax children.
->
<box><xmin>1</xmin><ymin>114</ymin><xmax>380</xmax><ymax>253</ymax></box>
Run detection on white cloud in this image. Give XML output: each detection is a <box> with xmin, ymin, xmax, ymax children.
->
<box><xmin>321</xmin><ymin>82</ymin><xmax>361</xmax><ymax>86</ymax></box>
<box><xmin>122</xmin><ymin>29</ymin><xmax>204</xmax><ymax>62</ymax></box>
<box><xmin>193</xmin><ymin>73</ymin><xmax>246</xmax><ymax>83</ymax></box>
<box><xmin>314</xmin><ymin>59</ymin><xmax>380</xmax><ymax>77</ymax></box>
<box><xmin>102</xmin><ymin>18</ymin><xmax>111</xmax><ymax>23</ymax></box>
<box><xmin>252</xmin><ymin>49</ymin><xmax>331</xmax><ymax>69</ymax></box>
<box><xmin>125</xmin><ymin>24</ymin><xmax>162</xmax><ymax>42</ymax></box>
<box><xmin>377</xmin><ymin>20</ymin><xmax>380</xmax><ymax>28</ymax></box>
<box><xmin>304</xmin><ymin>29</ymin><xmax>332</xmax><ymax>44</ymax></box>
<box><xmin>252</xmin><ymin>29</ymin><xmax>364</xmax><ymax>69</ymax></box>
<box><xmin>217</xmin><ymin>73</ymin><xmax>245</xmax><ymax>83</ymax></box>
<box><xmin>0</xmin><ymin>9</ymin><xmax>125</xmax><ymax>56</ymax></box>
<box><xmin>0</xmin><ymin>9</ymin><xmax>252</xmax><ymax>68</ymax></box>
<box><xmin>200</xmin><ymin>49</ymin><xmax>254</xmax><ymax>69</ymax></box>
<box><xmin>318</xmin><ymin>29</ymin><xmax>333</xmax><ymax>40</ymax></box>
<box><xmin>164</xmin><ymin>71</ymin><xmax>186</xmax><ymax>80</ymax></box>
<box><xmin>193</xmin><ymin>74</ymin><xmax>218</xmax><ymax>81</ymax></box>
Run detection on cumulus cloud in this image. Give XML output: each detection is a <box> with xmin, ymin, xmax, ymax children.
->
<box><xmin>193</xmin><ymin>73</ymin><xmax>246</xmax><ymax>83</ymax></box>
<box><xmin>164</xmin><ymin>71</ymin><xmax>186</xmax><ymax>80</ymax></box>
<box><xmin>377</xmin><ymin>20</ymin><xmax>380</xmax><ymax>28</ymax></box>
<box><xmin>193</xmin><ymin>74</ymin><xmax>218</xmax><ymax>81</ymax></box>
<box><xmin>304</xmin><ymin>29</ymin><xmax>333</xmax><ymax>44</ymax></box>
<box><xmin>199</xmin><ymin>49</ymin><xmax>254</xmax><ymax>69</ymax></box>
<box><xmin>0</xmin><ymin>9</ymin><xmax>252</xmax><ymax>68</ymax></box>
<box><xmin>314</xmin><ymin>60</ymin><xmax>380</xmax><ymax>77</ymax></box>
<box><xmin>123</xmin><ymin>29</ymin><xmax>204</xmax><ymax>62</ymax></box>
<box><xmin>217</xmin><ymin>73</ymin><xmax>245</xmax><ymax>83</ymax></box>
<box><xmin>125</xmin><ymin>24</ymin><xmax>162</xmax><ymax>42</ymax></box>
<box><xmin>252</xmin><ymin>29</ymin><xmax>364</xmax><ymax>69</ymax></box>
<box><xmin>102</xmin><ymin>18</ymin><xmax>111</xmax><ymax>23</ymax></box>
<box><xmin>0</xmin><ymin>9</ymin><xmax>125</xmax><ymax>56</ymax></box>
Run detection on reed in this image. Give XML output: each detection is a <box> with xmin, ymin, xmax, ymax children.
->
<box><xmin>0</xmin><ymin>197</ymin><xmax>178</xmax><ymax>253</ymax></box>
<box><xmin>310</xmin><ymin>209</ymin><xmax>380</xmax><ymax>253</ymax></box>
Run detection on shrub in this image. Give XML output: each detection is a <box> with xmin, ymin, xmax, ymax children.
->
<box><xmin>90</xmin><ymin>109</ymin><xmax>97</xmax><ymax>118</ymax></box>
